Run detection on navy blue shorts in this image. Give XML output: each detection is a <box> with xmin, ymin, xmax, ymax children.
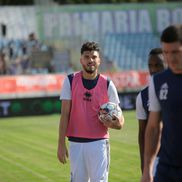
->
<box><xmin>154</xmin><ymin>162</ymin><xmax>182</xmax><ymax>182</ymax></box>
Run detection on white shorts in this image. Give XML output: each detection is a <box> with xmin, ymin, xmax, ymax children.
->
<box><xmin>69</xmin><ymin>139</ymin><xmax>110</xmax><ymax>182</ymax></box>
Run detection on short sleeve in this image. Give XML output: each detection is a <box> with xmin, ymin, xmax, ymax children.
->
<box><xmin>136</xmin><ymin>92</ymin><xmax>147</xmax><ymax>120</ymax></box>
<box><xmin>149</xmin><ymin>76</ymin><xmax>161</xmax><ymax>111</ymax></box>
<box><xmin>108</xmin><ymin>80</ymin><xmax>120</xmax><ymax>105</ymax></box>
<box><xmin>60</xmin><ymin>76</ymin><xmax>71</xmax><ymax>100</ymax></box>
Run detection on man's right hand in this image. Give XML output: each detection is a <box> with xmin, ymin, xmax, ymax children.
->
<box><xmin>141</xmin><ymin>170</ymin><xmax>153</xmax><ymax>182</ymax></box>
<box><xmin>57</xmin><ymin>144</ymin><xmax>69</xmax><ymax>164</ymax></box>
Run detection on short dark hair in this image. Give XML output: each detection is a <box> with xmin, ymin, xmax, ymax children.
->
<box><xmin>149</xmin><ymin>48</ymin><xmax>162</xmax><ymax>55</ymax></box>
<box><xmin>160</xmin><ymin>24</ymin><xmax>182</xmax><ymax>43</ymax></box>
<box><xmin>81</xmin><ymin>41</ymin><xmax>100</xmax><ymax>54</ymax></box>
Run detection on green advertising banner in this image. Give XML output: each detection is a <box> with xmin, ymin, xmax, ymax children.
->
<box><xmin>37</xmin><ymin>3</ymin><xmax>182</xmax><ymax>41</ymax></box>
<box><xmin>0</xmin><ymin>93</ymin><xmax>137</xmax><ymax>117</ymax></box>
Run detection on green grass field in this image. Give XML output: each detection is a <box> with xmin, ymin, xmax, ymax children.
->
<box><xmin>0</xmin><ymin>111</ymin><xmax>141</xmax><ymax>182</ymax></box>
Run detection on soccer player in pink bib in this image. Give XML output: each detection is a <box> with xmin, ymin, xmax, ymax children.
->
<box><xmin>57</xmin><ymin>41</ymin><xmax>124</xmax><ymax>182</ymax></box>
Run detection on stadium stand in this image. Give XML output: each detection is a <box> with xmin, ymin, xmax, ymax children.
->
<box><xmin>0</xmin><ymin>5</ymin><xmax>162</xmax><ymax>74</ymax></box>
<box><xmin>0</xmin><ymin>33</ymin><xmax>54</xmax><ymax>75</ymax></box>
<box><xmin>0</xmin><ymin>33</ymin><xmax>161</xmax><ymax>74</ymax></box>
<box><xmin>52</xmin><ymin>50</ymin><xmax>71</xmax><ymax>73</ymax></box>
<box><xmin>102</xmin><ymin>33</ymin><xmax>161</xmax><ymax>70</ymax></box>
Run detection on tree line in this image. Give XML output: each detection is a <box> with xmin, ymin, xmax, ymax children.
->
<box><xmin>0</xmin><ymin>0</ymin><xmax>180</xmax><ymax>5</ymax></box>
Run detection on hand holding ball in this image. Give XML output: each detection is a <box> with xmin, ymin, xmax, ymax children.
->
<box><xmin>98</xmin><ymin>102</ymin><xmax>122</xmax><ymax>122</ymax></box>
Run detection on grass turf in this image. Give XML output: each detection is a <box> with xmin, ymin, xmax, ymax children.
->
<box><xmin>0</xmin><ymin>111</ymin><xmax>141</xmax><ymax>182</ymax></box>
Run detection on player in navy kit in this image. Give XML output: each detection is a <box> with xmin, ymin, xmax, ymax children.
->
<box><xmin>141</xmin><ymin>24</ymin><xmax>182</xmax><ymax>182</ymax></box>
<box><xmin>136</xmin><ymin>48</ymin><xmax>166</xmax><ymax>174</ymax></box>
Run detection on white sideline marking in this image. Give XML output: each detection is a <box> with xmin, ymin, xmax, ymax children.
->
<box><xmin>0</xmin><ymin>154</ymin><xmax>53</xmax><ymax>182</ymax></box>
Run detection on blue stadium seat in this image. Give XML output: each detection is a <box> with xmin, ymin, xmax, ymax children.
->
<box><xmin>102</xmin><ymin>33</ymin><xmax>160</xmax><ymax>70</ymax></box>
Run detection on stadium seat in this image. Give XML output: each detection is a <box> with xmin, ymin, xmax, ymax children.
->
<box><xmin>102</xmin><ymin>33</ymin><xmax>160</xmax><ymax>70</ymax></box>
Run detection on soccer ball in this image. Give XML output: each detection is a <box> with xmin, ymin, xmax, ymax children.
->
<box><xmin>98</xmin><ymin>102</ymin><xmax>122</xmax><ymax>122</ymax></box>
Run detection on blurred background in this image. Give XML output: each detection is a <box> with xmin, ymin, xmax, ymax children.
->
<box><xmin>0</xmin><ymin>0</ymin><xmax>181</xmax><ymax>117</ymax></box>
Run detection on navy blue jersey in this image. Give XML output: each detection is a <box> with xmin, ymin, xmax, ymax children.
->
<box><xmin>140</xmin><ymin>87</ymin><xmax>149</xmax><ymax>120</ymax></box>
<box><xmin>153</xmin><ymin>68</ymin><xmax>182</xmax><ymax>167</ymax></box>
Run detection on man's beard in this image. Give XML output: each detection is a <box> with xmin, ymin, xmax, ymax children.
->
<box><xmin>85</xmin><ymin>69</ymin><xmax>95</xmax><ymax>74</ymax></box>
<box><xmin>83</xmin><ymin>65</ymin><xmax>96</xmax><ymax>74</ymax></box>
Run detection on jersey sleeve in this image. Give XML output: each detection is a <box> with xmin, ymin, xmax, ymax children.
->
<box><xmin>149</xmin><ymin>76</ymin><xmax>161</xmax><ymax>112</ymax></box>
<box><xmin>108</xmin><ymin>80</ymin><xmax>120</xmax><ymax>105</ymax></box>
<box><xmin>136</xmin><ymin>92</ymin><xmax>147</xmax><ymax>120</ymax></box>
<box><xmin>60</xmin><ymin>76</ymin><xmax>71</xmax><ymax>100</ymax></box>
